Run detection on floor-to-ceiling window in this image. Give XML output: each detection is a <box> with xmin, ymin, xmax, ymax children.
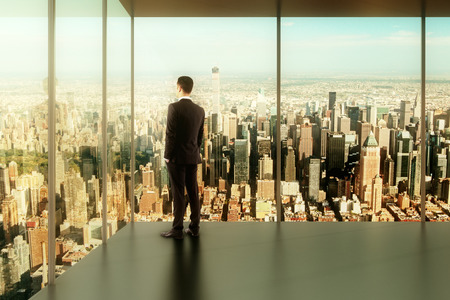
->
<box><xmin>0</xmin><ymin>1</ymin><xmax>48</xmax><ymax>297</ymax></box>
<box><xmin>107</xmin><ymin>0</ymin><xmax>132</xmax><ymax>233</ymax></box>
<box><xmin>426</xmin><ymin>17</ymin><xmax>450</xmax><ymax>221</ymax></box>
<box><xmin>281</xmin><ymin>18</ymin><xmax>422</xmax><ymax>222</ymax></box>
<box><xmin>54</xmin><ymin>0</ymin><xmax>103</xmax><ymax>286</ymax></box>
<box><xmin>135</xmin><ymin>18</ymin><xmax>277</xmax><ymax>222</ymax></box>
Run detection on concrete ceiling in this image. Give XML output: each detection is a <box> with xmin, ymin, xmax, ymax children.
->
<box><xmin>120</xmin><ymin>0</ymin><xmax>450</xmax><ymax>17</ymax></box>
<box><xmin>2</xmin><ymin>0</ymin><xmax>450</xmax><ymax>18</ymax></box>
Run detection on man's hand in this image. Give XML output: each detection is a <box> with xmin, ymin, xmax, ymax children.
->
<box><xmin>164</xmin><ymin>158</ymin><xmax>170</xmax><ymax>163</ymax></box>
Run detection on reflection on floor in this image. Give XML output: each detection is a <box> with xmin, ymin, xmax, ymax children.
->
<box><xmin>32</xmin><ymin>222</ymin><xmax>450</xmax><ymax>300</ymax></box>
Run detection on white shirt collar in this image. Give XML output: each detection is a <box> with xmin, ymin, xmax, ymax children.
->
<box><xmin>178</xmin><ymin>96</ymin><xmax>192</xmax><ymax>101</ymax></box>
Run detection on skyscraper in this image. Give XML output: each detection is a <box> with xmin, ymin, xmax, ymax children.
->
<box><xmin>298</xmin><ymin>123</ymin><xmax>313</xmax><ymax>168</ymax></box>
<box><xmin>329</xmin><ymin>92</ymin><xmax>336</xmax><ymax>110</ymax></box>
<box><xmin>374</xmin><ymin>125</ymin><xmax>390</xmax><ymax>150</ymax></box>
<box><xmin>371</xmin><ymin>175</ymin><xmax>383</xmax><ymax>213</ymax></box>
<box><xmin>227</xmin><ymin>113</ymin><xmax>237</xmax><ymax>140</ymax></box>
<box><xmin>285</xmin><ymin>146</ymin><xmax>296</xmax><ymax>182</ymax></box>
<box><xmin>337</xmin><ymin>116</ymin><xmax>351</xmax><ymax>134</ymax></box>
<box><xmin>395</xmin><ymin>131</ymin><xmax>413</xmax><ymax>185</ymax></box>
<box><xmin>64</xmin><ymin>171</ymin><xmax>88</xmax><ymax>229</ymax></box>
<box><xmin>357</xmin><ymin>121</ymin><xmax>371</xmax><ymax>152</ymax></box>
<box><xmin>347</xmin><ymin>106</ymin><xmax>360</xmax><ymax>131</ymax></box>
<box><xmin>286</xmin><ymin>109</ymin><xmax>295</xmax><ymax>126</ymax></box>
<box><xmin>212</xmin><ymin>66</ymin><xmax>220</xmax><ymax>115</ymax></box>
<box><xmin>2</xmin><ymin>195</ymin><xmax>19</xmax><ymax>244</ymax></box>
<box><xmin>257</xmin><ymin>88</ymin><xmax>266</xmax><ymax>118</ymax></box>
<box><xmin>384</xmin><ymin>155</ymin><xmax>395</xmax><ymax>186</ymax></box>
<box><xmin>308</xmin><ymin>158</ymin><xmax>321</xmax><ymax>202</ymax></box>
<box><xmin>367</xmin><ymin>105</ymin><xmax>378</xmax><ymax>126</ymax></box>
<box><xmin>258</xmin><ymin>154</ymin><xmax>273</xmax><ymax>180</ymax></box>
<box><xmin>212</xmin><ymin>66</ymin><xmax>221</xmax><ymax>132</ymax></box>
<box><xmin>56</xmin><ymin>151</ymin><xmax>66</xmax><ymax>195</ymax></box>
<box><xmin>399</xmin><ymin>100</ymin><xmax>411</xmax><ymax>130</ymax></box>
<box><xmin>409</xmin><ymin>151</ymin><xmax>421</xmax><ymax>198</ymax></box>
<box><xmin>331</xmin><ymin>104</ymin><xmax>340</xmax><ymax>132</ymax></box>
<box><xmin>359</xmin><ymin>133</ymin><xmax>380</xmax><ymax>205</ymax></box>
<box><xmin>0</xmin><ymin>164</ymin><xmax>11</xmax><ymax>201</ymax></box>
<box><xmin>8</xmin><ymin>161</ymin><xmax>18</xmax><ymax>190</ymax></box>
<box><xmin>321</xmin><ymin>128</ymin><xmax>330</xmax><ymax>159</ymax></box>
<box><xmin>326</xmin><ymin>133</ymin><xmax>345</xmax><ymax>173</ymax></box>
<box><xmin>234</xmin><ymin>139</ymin><xmax>249</xmax><ymax>184</ymax></box>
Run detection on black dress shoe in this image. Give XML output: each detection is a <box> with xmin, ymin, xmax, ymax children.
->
<box><xmin>184</xmin><ymin>228</ymin><xmax>199</xmax><ymax>237</ymax></box>
<box><xmin>160</xmin><ymin>229</ymin><xmax>183</xmax><ymax>239</ymax></box>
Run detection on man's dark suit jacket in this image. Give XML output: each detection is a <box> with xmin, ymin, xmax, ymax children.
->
<box><xmin>164</xmin><ymin>98</ymin><xmax>205</xmax><ymax>164</ymax></box>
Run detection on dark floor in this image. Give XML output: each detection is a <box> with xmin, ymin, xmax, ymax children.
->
<box><xmin>32</xmin><ymin>222</ymin><xmax>450</xmax><ymax>300</ymax></box>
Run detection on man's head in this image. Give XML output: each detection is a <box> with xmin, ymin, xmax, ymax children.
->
<box><xmin>176</xmin><ymin>76</ymin><xmax>194</xmax><ymax>97</ymax></box>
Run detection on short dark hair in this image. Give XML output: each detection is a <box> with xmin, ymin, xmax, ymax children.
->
<box><xmin>177</xmin><ymin>76</ymin><xmax>194</xmax><ymax>94</ymax></box>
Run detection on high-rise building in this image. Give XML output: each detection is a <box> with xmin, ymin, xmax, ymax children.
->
<box><xmin>395</xmin><ymin>131</ymin><xmax>413</xmax><ymax>185</ymax></box>
<box><xmin>347</xmin><ymin>106</ymin><xmax>360</xmax><ymax>131</ymax></box>
<box><xmin>308</xmin><ymin>158</ymin><xmax>321</xmax><ymax>202</ymax></box>
<box><xmin>87</xmin><ymin>175</ymin><xmax>100</xmax><ymax>218</ymax></box>
<box><xmin>374</xmin><ymin>125</ymin><xmax>390</xmax><ymax>150</ymax></box>
<box><xmin>0</xmin><ymin>164</ymin><xmax>11</xmax><ymax>201</ymax></box>
<box><xmin>427</xmin><ymin>110</ymin><xmax>434</xmax><ymax>131</ymax></box>
<box><xmin>331</xmin><ymin>104</ymin><xmax>340</xmax><ymax>132</ymax></box>
<box><xmin>384</xmin><ymin>155</ymin><xmax>395</xmax><ymax>186</ymax></box>
<box><xmin>326</xmin><ymin>133</ymin><xmax>345</xmax><ymax>173</ymax></box>
<box><xmin>298</xmin><ymin>123</ymin><xmax>313</xmax><ymax>168</ymax></box>
<box><xmin>359</xmin><ymin>133</ymin><xmax>380</xmax><ymax>204</ymax></box>
<box><xmin>142</xmin><ymin>164</ymin><xmax>155</xmax><ymax>188</ymax></box>
<box><xmin>227</xmin><ymin>113</ymin><xmax>237</xmax><ymax>140</ymax></box>
<box><xmin>64</xmin><ymin>171</ymin><xmax>88</xmax><ymax>229</ymax></box>
<box><xmin>286</xmin><ymin>109</ymin><xmax>295</xmax><ymax>126</ymax></box>
<box><xmin>433</xmin><ymin>151</ymin><xmax>447</xmax><ymax>180</ymax></box>
<box><xmin>388</xmin><ymin>113</ymin><xmax>399</xmax><ymax>129</ymax></box>
<box><xmin>357</xmin><ymin>121</ymin><xmax>371</xmax><ymax>152</ymax></box>
<box><xmin>285</xmin><ymin>146</ymin><xmax>296</xmax><ymax>182</ymax></box>
<box><xmin>257</xmin><ymin>137</ymin><xmax>271</xmax><ymax>157</ymax></box>
<box><xmin>367</xmin><ymin>105</ymin><xmax>378</xmax><ymax>126</ymax></box>
<box><xmin>258</xmin><ymin>154</ymin><xmax>273</xmax><ymax>180</ymax></box>
<box><xmin>371</xmin><ymin>175</ymin><xmax>383</xmax><ymax>213</ymax></box>
<box><xmin>56</xmin><ymin>151</ymin><xmax>66</xmax><ymax>195</ymax></box>
<box><xmin>2</xmin><ymin>195</ymin><xmax>19</xmax><ymax>244</ymax></box>
<box><xmin>321</xmin><ymin>128</ymin><xmax>330</xmax><ymax>158</ymax></box>
<box><xmin>256</xmin><ymin>179</ymin><xmax>275</xmax><ymax>200</ymax></box>
<box><xmin>234</xmin><ymin>139</ymin><xmax>249</xmax><ymax>184</ymax></box>
<box><xmin>13</xmin><ymin>235</ymin><xmax>30</xmax><ymax>278</ymax></box>
<box><xmin>257</xmin><ymin>88</ymin><xmax>266</xmax><ymax>118</ymax></box>
<box><xmin>212</xmin><ymin>66</ymin><xmax>220</xmax><ymax>115</ymax></box>
<box><xmin>409</xmin><ymin>151</ymin><xmax>421</xmax><ymax>198</ymax></box>
<box><xmin>337</xmin><ymin>116</ymin><xmax>351</xmax><ymax>134</ymax></box>
<box><xmin>399</xmin><ymin>100</ymin><xmax>411</xmax><ymax>130</ymax></box>
<box><xmin>329</xmin><ymin>92</ymin><xmax>336</xmax><ymax>110</ymax></box>
<box><xmin>8</xmin><ymin>161</ymin><xmax>18</xmax><ymax>190</ymax></box>
<box><xmin>28</xmin><ymin>227</ymin><xmax>48</xmax><ymax>271</ymax></box>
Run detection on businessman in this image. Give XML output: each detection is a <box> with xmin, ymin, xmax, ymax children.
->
<box><xmin>161</xmin><ymin>76</ymin><xmax>205</xmax><ymax>240</ymax></box>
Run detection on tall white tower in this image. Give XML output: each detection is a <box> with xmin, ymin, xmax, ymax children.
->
<box><xmin>212</xmin><ymin>66</ymin><xmax>222</xmax><ymax>132</ymax></box>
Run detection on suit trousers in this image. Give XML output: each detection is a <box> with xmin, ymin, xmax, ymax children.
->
<box><xmin>167</xmin><ymin>162</ymin><xmax>200</xmax><ymax>231</ymax></box>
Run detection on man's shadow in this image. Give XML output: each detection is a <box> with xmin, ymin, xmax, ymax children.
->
<box><xmin>167</xmin><ymin>236</ymin><xmax>203</xmax><ymax>300</ymax></box>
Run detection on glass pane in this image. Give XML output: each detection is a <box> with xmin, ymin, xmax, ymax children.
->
<box><xmin>54</xmin><ymin>0</ymin><xmax>102</xmax><ymax>284</ymax></box>
<box><xmin>0</xmin><ymin>1</ymin><xmax>48</xmax><ymax>298</ymax></box>
<box><xmin>426</xmin><ymin>18</ymin><xmax>450</xmax><ymax>221</ymax></box>
<box><xmin>135</xmin><ymin>18</ymin><xmax>277</xmax><ymax>223</ymax></box>
<box><xmin>107</xmin><ymin>0</ymin><xmax>131</xmax><ymax>230</ymax></box>
<box><xmin>281</xmin><ymin>18</ymin><xmax>421</xmax><ymax>222</ymax></box>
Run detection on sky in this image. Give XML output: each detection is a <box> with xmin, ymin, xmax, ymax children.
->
<box><xmin>1</xmin><ymin>17</ymin><xmax>450</xmax><ymax>79</ymax></box>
